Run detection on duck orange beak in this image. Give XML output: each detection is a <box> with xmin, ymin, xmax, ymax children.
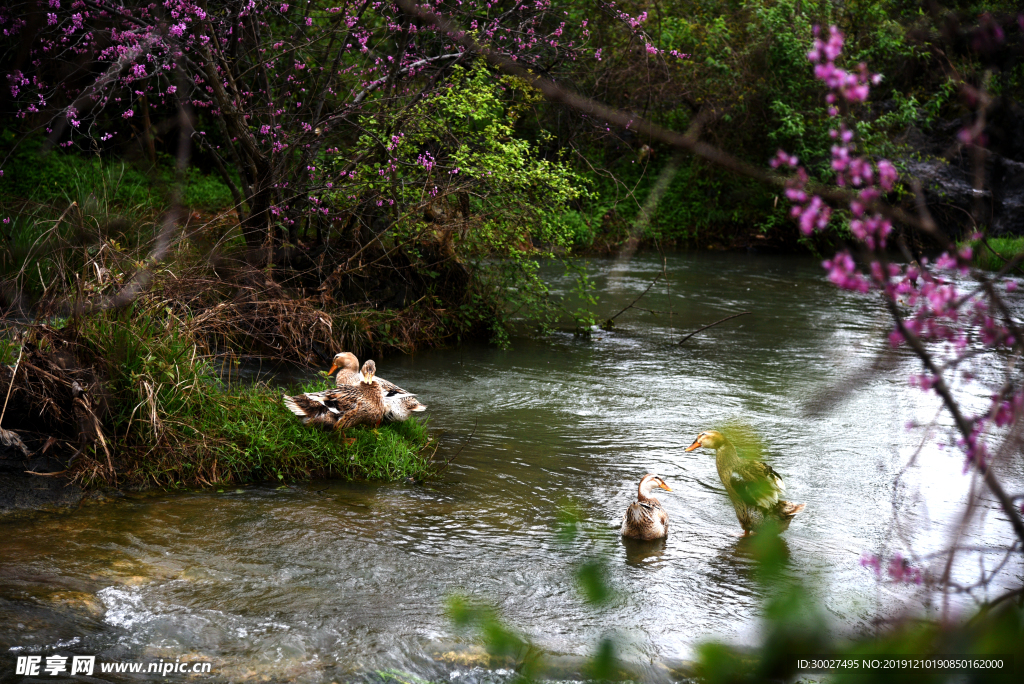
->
<box><xmin>659</xmin><ymin>482</ymin><xmax>673</xmax><ymax>492</ymax></box>
<box><xmin>328</xmin><ymin>362</ymin><xmax>339</xmax><ymax>375</ymax></box>
<box><xmin>685</xmin><ymin>439</ymin><xmax>702</xmax><ymax>452</ymax></box>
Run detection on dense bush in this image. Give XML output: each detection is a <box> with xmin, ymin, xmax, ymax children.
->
<box><xmin>556</xmin><ymin>0</ymin><xmax>1023</xmax><ymax>247</ymax></box>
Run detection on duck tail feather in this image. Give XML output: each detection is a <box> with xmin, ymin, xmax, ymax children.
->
<box><xmin>282</xmin><ymin>395</ymin><xmax>308</xmax><ymax>418</ymax></box>
<box><xmin>779</xmin><ymin>501</ymin><xmax>805</xmax><ymax>518</ymax></box>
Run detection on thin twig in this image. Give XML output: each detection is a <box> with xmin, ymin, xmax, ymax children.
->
<box><xmin>632</xmin><ymin>307</ymin><xmax>676</xmax><ymax>315</ymax></box>
<box><xmin>0</xmin><ymin>340</ymin><xmax>25</xmax><ymax>428</ymax></box>
<box><xmin>603</xmin><ymin>269</ymin><xmax>664</xmax><ymax>328</ymax></box>
<box><xmin>442</xmin><ymin>418</ymin><xmax>478</xmax><ymax>471</ymax></box>
<box><xmin>677</xmin><ymin>312</ymin><xmax>752</xmax><ymax>345</ymax></box>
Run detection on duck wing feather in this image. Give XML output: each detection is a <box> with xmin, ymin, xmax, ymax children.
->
<box><xmin>729</xmin><ymin>459</ymin><xmax>785</xmax><ymax>510</ymax></box>
<box><xmin>621</xmin><ymin>501</ymin><xmax>669</xmax><ymax>540</ymax></box>
<box><xmin>283</xmin><ymin>387</ymin><xmax>364</xmax><ymax>426</ymax></box>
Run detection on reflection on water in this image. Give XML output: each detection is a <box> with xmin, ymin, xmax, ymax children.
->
<box><xmin>2</xmin><ymin>252</ymin><xmax>1023</xmax><ymax>682</ymax></box>
<box><xmin>621</xmin><ymin>537</ymin><xmax>668</xmax><ymax>567</ymax></box>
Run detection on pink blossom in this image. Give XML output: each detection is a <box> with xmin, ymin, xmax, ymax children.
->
<box><xmin>887</xmin><ymin>554</ymin><xmax>923</xmax><ymax>584</ymax></box>
<box><xmin>823</xmin><ymin>252</ymin><xmax>870</xmax><ymax>293</ymax></box>
<box><xmin>877</xmin><ymin>160</ymin><xmax>898</xmax><ymax>191</ymax></box>
<box><xmin>860</xmin><ymin>553</ymin><xmax>881</xmax><ymax>575</ymax></box>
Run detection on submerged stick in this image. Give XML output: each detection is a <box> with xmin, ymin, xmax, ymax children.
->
<box><xmin>603</xmin><ymin>269</ymin><xmax>664</xmax><ymax>330</ymax></box>
<box><xmin>442</xmin><ymin>418</ymin><xmax>478</xmax><ymax>472</ymax></box>
<box><xmin>677</xmin><ymin>312</ymin><xmax>752</xmax><ymax>345</ymax></box>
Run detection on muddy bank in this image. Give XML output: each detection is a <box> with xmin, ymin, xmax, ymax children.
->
<box><xmin>0</xmin><ymin>442</ymin><xmax>84</xmax><ymax>515</ymax></box>
<box><xmin>0</xmin><ymin>473</ymin><xmax>85</xmax><ymax>515</ymax></box>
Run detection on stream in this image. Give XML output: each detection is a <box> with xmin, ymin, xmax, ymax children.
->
<box><xmin>2</xmin><ymin>252</ymin><xmax>1023</xmax><ymax>682</ymax></box>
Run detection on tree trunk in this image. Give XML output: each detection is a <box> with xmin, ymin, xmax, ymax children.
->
<box><xmin>243</xmin><ymin>166</ymin><xmax>274</xmax><ymax>252</ymax></box>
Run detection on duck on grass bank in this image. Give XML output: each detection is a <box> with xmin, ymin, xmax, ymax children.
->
<box><xmin>621</xmin><ymin>474</ymin><xmax>673</xmax><ymax>540</ymax></box>
<box><xmin>329</xmin><ymin>354</ymin><xmax>427</xmax><ymax>421</ymax></box>
<box><xmin>283</xmin><ymin>360</ymin><xmax>422</xmax><ymax>440</ymax></box>
<box><xmin>685</xmin><ymin>430</ymin><xmax>804</xmax><ymax>536</ymax></box>
<box><xmin>327</xmin><ymin>352</ymin><xmax>362</xmax><ymax>387</ymax></box>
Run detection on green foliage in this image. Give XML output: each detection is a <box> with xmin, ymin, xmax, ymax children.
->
<box><xmin>0</xmin><ymin>133</ymin><xmax>154</xmax><ymax>208</ymax></box>
<box><xmin>180</xmin><ymin>167</ymin><xmax>237</xmax><ymax>210</ymax></box>
<box><xmin>0</xmin><ymin>131</ymin><xmax>236</xmax><ymax>212</ymax></box>
<box><xmin>77</xmin><ymin>299</ymin><xmax>207</xmax><ymax>443</ymax></box>
<box><xmin>578</xmin><ymin>153</ymin><xmax>774</xmax><ymax>245</ymax></box>
<box><xmin>568</xmin><ymin>0</ymin><xmax>996</xmax><ymax>248</ymax></box>
<box><xmin>565</xmin><ymin>260</ymin><xmax>599</xmax><ymax>334</ymax></box>
<box><xmin>337</xmin><ymin>61</ymin><xmax>590</xmax><ymax>250</ymax></box>
<box><xmin>0</xmin><ymin>337</ymin><xmax>19</xmax><ymax>365</ymax></box>
<box><xmin>446</xmin><ymin>596</ymin><xmax>545</xmax><ymax>681</ymax></box>
<box><xmin>325</xmin><ymin>60</ymin><xmax>593</xmax><ymax>339</ymax></box>
<box><xmin>960</xmin><ymin>235</ymin><xmax>1024</xmax><ymax>272</ymax></box>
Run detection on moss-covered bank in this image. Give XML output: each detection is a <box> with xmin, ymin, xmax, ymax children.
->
<box><xmin>0</xmin><ymin>314</ymin><xmax>435</xmax><ymax>503</ymax></box>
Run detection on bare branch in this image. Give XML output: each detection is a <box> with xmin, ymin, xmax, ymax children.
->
<box><xmin>678</xmin><ymin>312</ymin><xmax>752</xmax><ymax>345</ymax></box>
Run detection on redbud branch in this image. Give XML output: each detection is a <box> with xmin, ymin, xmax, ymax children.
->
<box><xmin>885</xmin><ymin>297</ymin><xmax>1024</xmax><ymax>546</ymax></box>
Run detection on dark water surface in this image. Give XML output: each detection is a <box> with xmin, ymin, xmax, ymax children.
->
<box><xmin>2</xmin><ymin>252</ymin><xmax>1022</xmax><ymax>682</ymax></box>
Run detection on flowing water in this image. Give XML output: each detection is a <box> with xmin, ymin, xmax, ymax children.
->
<box><xmin>2</xmin><ymin>252</ymin><xmax>1023</xmax><ymax>682</ymax></box>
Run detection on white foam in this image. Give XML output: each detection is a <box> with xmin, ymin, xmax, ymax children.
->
<box><xmin>96</xmin><ymin>586</ymin><xmax>157</xmax><ymax>631</ymax></box>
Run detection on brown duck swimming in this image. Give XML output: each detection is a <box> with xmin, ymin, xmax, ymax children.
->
<box><xmin>620</xmin><ymin>474</ymin><xmax>673</xmax><ymax>540</ymax></box>
<box><xmin>329</xmin><ymin>355</ymin><xmax>426</xmax><ymax>422</ymax></box>
<box><xmin>685</xmin><ymin>430</ymin><xmax>804</xmax><ymax>536</ymax></box>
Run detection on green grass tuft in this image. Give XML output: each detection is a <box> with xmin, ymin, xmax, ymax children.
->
<box><xmin>200</xmin><ymin>380</ymin><xmax>433</xmax><ymax>484</ymax></box>
<box><xmin>960</xmin><ymin>236</ymin><xmax>1024</xmax><ymax>272</ymax></box>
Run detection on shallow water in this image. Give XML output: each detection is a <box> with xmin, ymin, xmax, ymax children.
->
<box><xmin>2</xmin><ymin>252</ymin><xmax>1022</xmax><ymax>682</ymax></box>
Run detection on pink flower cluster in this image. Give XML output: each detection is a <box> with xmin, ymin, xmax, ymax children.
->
<box><xmin>807</xmin><ymin>26</ymin><xmax>881</xmax><ymax>112</ymax></box>
<box><xmin>770</xmin><ymin>152</ymin><xmax>831</xmax><ymax>236</ymax></box>
<box><xmin>773</xmin><ymin>25</ymin><xmax>1023</xmax><ymax>475</ymax></box>
<box><xmin>861</xmin><ymin>553</ymin><xmax>924</xmax><ymax>584</ymax></box>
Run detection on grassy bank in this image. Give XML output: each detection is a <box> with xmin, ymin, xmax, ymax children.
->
<box><xmin>0</xmin><ymin>307</ymin><xmax>435</xmax><ymax>491</ymax></box>
<box><xmin>179</xmin><ymin>381</ymin><xmax>434</xmax><ymax>487</ymax></box>
<box><xmin>959</xmin><ymin>236</ymin><xmax>1024</xmax><ymax>272</ymax></box>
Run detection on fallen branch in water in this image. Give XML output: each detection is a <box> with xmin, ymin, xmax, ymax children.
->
<box><xmin>677</xmin><ymin>312</ymin><xmax>752</xmax><ymax>345</ymax></box>
<box><xmin>632</xmin><ymin>307</ymin><xmax>676</xmax><ymax>315</ymax></box>
<box><xmin>602</xmin><ymin>265</ymin><xmax>665</xmax><ymax>331</ymax></box>
<box><xmin>440</xmin><ymin>418</ymin><xmax>478</xmax><ymax>473</ymax></box>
